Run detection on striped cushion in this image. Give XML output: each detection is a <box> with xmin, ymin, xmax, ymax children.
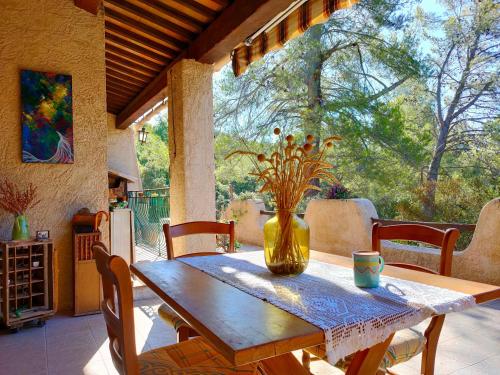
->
<box><xmin>139</xmin><ymin>336</ymin><xmax>258</xmax><ymax>374</ymax></box>
<box><xmin>158</xmin><ymin>303</ymin><xmax>190</xmax><ymax>331</ymax></box>
<box><xmin>305</xmin><ymin>328</ymin><xmax>426</xmax><ymax>370</ymax></box>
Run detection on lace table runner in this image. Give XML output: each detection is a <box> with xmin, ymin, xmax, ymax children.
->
<box><xmin>179</xmin><ymin>252</ymin><xmax>476</xmax><ymax>365</ymax></box>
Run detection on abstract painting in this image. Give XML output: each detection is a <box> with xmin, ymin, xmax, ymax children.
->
<box><xmin>21</xmin><ymin>70</ymin><xmax>73</xmax><ymax>163</ymax></box>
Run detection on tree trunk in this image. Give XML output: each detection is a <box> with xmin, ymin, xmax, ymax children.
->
<box><xmin>424</xmin><ymin>120</ymin><xmax>449</xmax><ymax>219</ymax></box>
<box><xmin>302</xmin><ymin>25</ymin><xmax>324</xmax><ymax>193</ymax></box>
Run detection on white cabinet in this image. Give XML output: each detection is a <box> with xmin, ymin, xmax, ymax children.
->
<box><xmin>110</xmin><ymin>209</ymin><xmax>135</xmax><ymax>265</ymax></box>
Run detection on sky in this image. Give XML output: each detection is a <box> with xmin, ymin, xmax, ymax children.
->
<box><xmin>150</xmin><ymin>0</ymin><xmax>451</xmax><ymax>126</ymax></box>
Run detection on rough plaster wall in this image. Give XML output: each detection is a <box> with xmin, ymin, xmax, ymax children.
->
<box><xmin>107</xmin><ymin>113</ymin><xmax>142</xmax><ymax>191</ymax></box>
<box><xmin>304</xmin><ymin>199</ymin><xmax>378</xmax><ymax>255</ymax></box>
<box><xmin>168</xmin><ymin>59</ymin><xmax>216</xmax><ymax>255</ymax></box>
<box><xmin>0</xmin><ymin>0</ymin><xmax>108</xmax><ymax>310</ymax></box>
<box><xmin>225</xmin><ymin>200</ymin><xmax>266</xmax><ymax>246</ymax></box>
<box><xmin>230</xmin><ymin>198</ymin><xmax>500</xmax><ymax>284</ymax></box>
<box><xmin>452</xmin><ymin>198</ymin><xmax>500</xmax><ymax>285</ymax></box>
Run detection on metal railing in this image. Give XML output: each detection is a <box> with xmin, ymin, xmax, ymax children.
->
<box><xmin>128</xmin><ymin>188</ymin><xmax>170</xmax><ymax>256</ymax></box>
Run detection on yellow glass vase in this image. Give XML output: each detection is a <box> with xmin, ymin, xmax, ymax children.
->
<box><xmin>264</xmin><ymin>209</ymin><xmax>310</xmax><ymax>275</ymax></box>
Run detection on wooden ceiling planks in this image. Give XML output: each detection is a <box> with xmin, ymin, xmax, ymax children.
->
<box><xmin>78</xmin><ymin>0</ymin><xmax>294</xmax><ymax>125</ymax></box>
<box><xmin>115</xmin><ymin>0</ymin><xmax>294</xmax><ymax>128</ymax></box>
<box><xmin>103</xmin><ymin>0</ymin><xmax>230</xmax><ymax>115</ymax></box>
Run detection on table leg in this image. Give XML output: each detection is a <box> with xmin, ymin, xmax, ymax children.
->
<box><xmin>421</xmin><ymin>315</ymin><xmax>446</xmax><ymax>375</ymax></box>
<box><xmin>260</xmin><ymin>352</ymin><xmax>310</xmax><ymax>375</ymax></box>
<box><xmin>345</xmin><ymin>333</ymin><xmax>395</xmax><ymax>375</ymax></box>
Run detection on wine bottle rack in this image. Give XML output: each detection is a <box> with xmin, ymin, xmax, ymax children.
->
<box><xmin>0</xmin><ymin>240</ymin><xmax>55</xmax><ymax>330</ymax></box>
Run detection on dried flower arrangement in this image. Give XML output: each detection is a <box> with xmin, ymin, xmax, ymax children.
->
<box><xmin>0</xmin><ymin>179</ymin><xmax>40</xmax><ymax>216</ymax></box>
<box><xmin>227</xmin><ymin>128</ymin><xmax>340</xmax><ymax>274</ymax></box>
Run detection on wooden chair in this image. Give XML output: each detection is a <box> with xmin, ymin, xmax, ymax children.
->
<box><xmin>159</xmin><ymin>221</ymin><xmax>235</xmax><ymax>342</ymax></box>
<box><xmin>92</xmin><ymin>241</ymin><xmax>259</xmax><ymax>375</ymax></box>
<box><xmin>302</xmin><ymin>223</ymin><xmax>460</xmax><ymax>375</ymax></box>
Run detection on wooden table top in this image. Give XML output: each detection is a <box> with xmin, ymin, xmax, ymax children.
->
<box><xmin>131</xmin><ymin>250</ymin><xmax>500</xmax><ymax>365</ymax></box>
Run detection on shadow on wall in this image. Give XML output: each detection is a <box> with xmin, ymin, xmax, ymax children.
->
<box><xmin>226</xmin><ymin>198</ymin><xmax>500</xmax><ymax>285</ymax></box>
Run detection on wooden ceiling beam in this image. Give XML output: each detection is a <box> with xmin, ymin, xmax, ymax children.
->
<box><xmin>106</xmin><ymin>89</ymin><xmax>136</xmax><ymax>101</ymax></box>
<box><xmin>105</xmin><ymin>45</ymin><xmax>164</xmax><ymax>71</ymax></box>
<box><xmin>74</xmin><ymin>0</ymin><xmax>101</xmax><ymax>15</ymax></box>
<box><xmin>170</xmin><ymin>0</ymin><xmax>217</xmax><ymax>18</ymax></box>
<box><xmin>108</xmin><ymin>99</ymin><xmax>130</xmax><ymax>108</ymax></box>
<box><xmin>106</xmin><ymin>75</ymin><xmax>144</xmax><ymax>91</ymax></box>
<box><xmin>106</xmin><ymin>82</ymin><xmax>138</xmax><ymax>95</ymax></box>
<box><xmin>105</xmin><ymin>34</ymin><xmax>172</xmax><ymax>64</ymax></box>
<box><xmin>116</xmin><ymin>0</ymin><xmax>292</xmax><ymax>129</ymax></box>
<box><xmin>106</xmin><ymin>52</ymin><xmax>158</xmax><ymax>76</ymax></box>
<box><xmin>105</xmin><ymin>0</ymin><xmax>194</xmax><ymax>42</ymax></box>
<box><xmin>106</xmin><ymin>77</ymin><xmax>142</xmax><ymax>93</ymax></box>
<box><xmin>208</xmin><ymin>0</ymin><xmax>231</xmax><ymax>7</ymax></box>
<box><xmin>106</xmin><ymin>60</ymin><xmax>153</xmax><ymax>80</ymax></box>
<box><xmin>109</xmin><ymin>100</ymin><xmax>131</xmax><ymax>109</ymax></box>
<box><xmin>186</xmin><ymin>0</ymin><xmax>292</xmax><ymax>64</ymax></box>
<box><xmin>104</xmin><ymin>7</ymin><xmax>186</xmax><ymax>51</ymax></box>
<box><xmin>106</xmin><ymin>68</ymin><xmax>149</xmax><ymax>86</ymax></box>
<box><xmin>135</xmin><ymin>0</ymin><xmax>204</xmax><ymax>33</ymax></box>
<box><xmin>105</xmin><ymin>22</ymin><xmax>176</xmax><ymax>59</ymax></box>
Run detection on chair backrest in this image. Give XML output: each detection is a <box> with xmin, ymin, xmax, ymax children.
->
<box><xmin>163</xmin><ymin>221</ymin><xmax>235</xmax><ymax>260</ymax></box>
<box><xmin>92</xmin><ymin>242</ymin><xmax>138</xmax><ymax>375</ymax></box>
<box><xmin>372</xmin><ymin>223</ymin><xmax>460</xmax><ymax>276</ymax></box>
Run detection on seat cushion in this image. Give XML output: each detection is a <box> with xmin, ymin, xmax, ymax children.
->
<box><xmin>139</xmin><ymin>336</ymin><xmax>259</xmax><ymax>374</ymax></box>
<box><xmin>158</xmin><ymin>303</ymin><xmax>190</xmax><ymax>331</ymax></box>
<box><xmin>305</xmin><ymin>327</ymin><xmax>426</xmax><ymax>370</ymax></box>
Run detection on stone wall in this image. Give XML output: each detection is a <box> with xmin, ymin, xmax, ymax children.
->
<box><xmin>107</xmin><ymin>113</ymin><xmax>142</xmax><ymax>191</ymax></box>
<box><xmin>227</xmin><ymin>198</ymin><xmax>500</xmax><ymax>285</ymax></box>
<box><xmin>0</xmin><ymin>0</ymin><xmax>108</xmax><ymax>310</ymax></box>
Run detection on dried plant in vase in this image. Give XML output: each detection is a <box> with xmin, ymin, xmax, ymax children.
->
<box><xmin>227</xmin><ymin>128</ymin><xmax>339</xmax><ymax>275</ymax></box>
<box><xmin>0</xmin><ymin>179</ymin><xmax>40</xmax><ymax>241</ymax></box>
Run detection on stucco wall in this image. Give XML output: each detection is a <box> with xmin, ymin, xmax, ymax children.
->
<box><xmin>228</xmin><ymin>198</ymin><xmax>500</xmax><ymax>285</ymax></box>
<box><xmin>225</xmin><ymin>199</ymin><xmax>267</xmax><ymax>246</ymax></box>
<box><xmin>0</xmin><ymin>0</ymin><xmax>108</xmax><ymax>310</ymax></box>
<box><xmin>168</xmin><ymin>59</ymin><xmax>216</xmax><ymax>255</ymax></box>
<box><xmin>107</xmin><ymin>113</ymin><xmax>142</xmax><ymax>191</ymax></box>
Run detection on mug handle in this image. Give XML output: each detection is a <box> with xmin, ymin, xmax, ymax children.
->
<box><xmin>379</xmin><ymin>256</ymin><xmax>385</xmax><ymax>273</ymax></box>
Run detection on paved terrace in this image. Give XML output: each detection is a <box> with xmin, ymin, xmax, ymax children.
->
<box><xmin>1</xmin><ymin>247</ymin><xmax>497</xmax><ymax>375</ymax></box>
<box><xmin>0</xmin><ymin>297</ymin><xmax>498</xmax><ymax>375</ymax></box>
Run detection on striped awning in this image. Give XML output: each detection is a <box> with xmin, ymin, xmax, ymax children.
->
<box><xmin>231</xmin><ymin>0</ymin><xmax>358</xmax><ymax>76</ymax></box>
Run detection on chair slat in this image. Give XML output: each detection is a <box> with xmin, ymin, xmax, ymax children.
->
<box><xmin>164</xmin><ymin>221</ymin><xmax>235</xmax><ymax>259</ymax></box>
<box><xmin>371</xmin><ymin>222</ymin><xmax>460</xmax><ymax>374</ymax></box>
<box><xmin>92</xmin><ymin>242</ymin><xmax>139</xmax><ymax>375</ymax></box>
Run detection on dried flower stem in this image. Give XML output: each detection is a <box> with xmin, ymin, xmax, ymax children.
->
<box><xmin>0</xmin><ymin>179</ymin><xmax>40</xmax><ymax>216</ymax></box>
<box><xmin>227</xmin><ymin>129</ymin><xmax>340</xmax><ymax>273</ymax></box>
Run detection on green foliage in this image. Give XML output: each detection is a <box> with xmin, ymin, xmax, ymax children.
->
<box><xmin>212</xmin><ymin>0</ymin><xmax>498</xmax><ymax>224</ymax></box>
<box><xmin>136</xmin><ymin>116</ymin><xmax>169</xmax><ymax>190</ymax></box>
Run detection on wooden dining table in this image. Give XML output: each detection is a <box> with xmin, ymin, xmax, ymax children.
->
<box><xmin>130</xmin><ymin>250</ymin><xmax>500</xmax><ymax>375</ymax></box>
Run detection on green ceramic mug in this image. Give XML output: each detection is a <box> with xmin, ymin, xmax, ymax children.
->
<box><xmin>353</xmin><ymin>251</ymin><xmax>384</xmax><ymax>288</ymax></box>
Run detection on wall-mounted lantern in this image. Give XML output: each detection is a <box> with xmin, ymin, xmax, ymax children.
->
<box><xmin>138</xmin><ymin>127</ymin><xmax>149</xmax><ymax>144</ymax></box>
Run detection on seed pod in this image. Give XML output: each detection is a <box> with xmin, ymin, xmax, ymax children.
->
<box><xmin>273</xmin><ymin>128</ymin><xmax>281</xmax><ymax>135</ymax></box>
<box><xmin>286</xmin><ymin>135</ymin><xmax>294</xmax><ymax>143</ymax></box>
<box><xmin>257</xmin><ymin>154</ymin><xmax>266</xmax><ymax>162</ymax></box>
<box><xmin>306</xmin><ymin>134</ymin><xmax>314</xmax><ymax>143</ymax></box>
<box><xmin>303</xmin><ymin>143</ymin><xmax>313</xmax><ymax>152</ymax></box>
